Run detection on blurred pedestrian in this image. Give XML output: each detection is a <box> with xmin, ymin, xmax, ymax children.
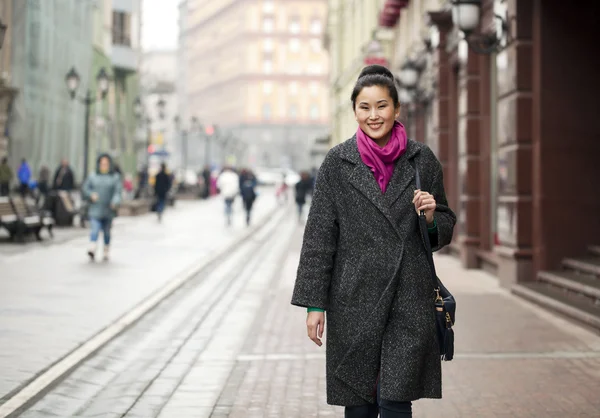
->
<box><xmin>0</xmin><ymin>157</ymin><xmax>13</xmax><ymax>196</ymax></box>
<box><xmin>82</xmin><ymin>154</ymin><xmax>122</xmax><ymax>261</ymax></box>
<box><xmin>52</xmin><ymin>159</ymin><xmax>75</xmax><ymax>191</ymax></box>
<box><xmin>123</xmin><ymin>173</ymin><xmax>134</xmax><ymax>200</ymax></box>
<box><xmin>37</xmin><ymin>164</ymin><xmax>50</xmax><ymax>205</ymax></box>
<box><xmin>154</xmin><ymin>163</ymin><xmax>172</xmax><ymax>222</ymax></box>
<box><xmin>275</xmin><ymin>173</ymin><xmax>289</xmax><ymax>204</ymax></box>
<box><xmin>294</xmin><ymin>171</ymin><xmax>313</xmax><ymax>223</ymax></box>
<box><xmin>201</xmin><ymin>166</ymin><xmax>211</xmax><ymax>199</ymax></box>
<box><xmin>17</xmin><ymin>158</ymin><xmax>31</xmax><ymax>197</ymax></box>
<box><xmin>217</xmin><ymin>167</ymin><xmax>240</xmax><ymax>226</ymax></box>
<box><xmin>239</xmin><ymin>168</ymin><xmax>257</xmax><ymax>226</ymax></box>
<box><xmin>291</xmin><ymin>65</ymin><xmax>457</xmax><ymax>418</ymax></box>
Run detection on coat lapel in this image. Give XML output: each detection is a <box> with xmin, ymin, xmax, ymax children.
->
<box><xmin>383</xmin><ymin>143</ymin><xmax>420</xmax><ymax>208</ymax></box>
<box><xmin>340</xmin><ymin>137</ymin><xmax>422</xmax><ymax>240</ymax></box>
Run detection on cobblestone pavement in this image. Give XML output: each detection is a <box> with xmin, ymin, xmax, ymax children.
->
<box><xmin>20</xmin><ymin>207</ymin><xmax>298</xmax><ymax>417</ymax></box>
<box><xmin>0</xmin><ymin>193</ymin><xmax>277</xmax><ymax>404</ymax></box>
<box><xmin>12</xmin><ymin>217</ymin><xmax>600</xmax><ymax>417</ymax></box>
<box><xmin>212</xmin><ymin>228</ymin><xmax>600</xmax><ymax>418</ymax></box>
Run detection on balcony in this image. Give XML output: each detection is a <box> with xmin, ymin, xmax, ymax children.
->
<box><xmin>112</xmin><ymin>31</ymin><xmax>139</xmax><ymax>72</ymax></box>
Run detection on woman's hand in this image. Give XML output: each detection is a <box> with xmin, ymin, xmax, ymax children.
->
<box><xmin>307</xmin><ymin>311</ymin><xmax>325</xmax><ymax>347</ymax></box>
<box><xmin>413</xmin><ymin>189</ymin><xmax>436</xmax><ymax>225</ymax></box>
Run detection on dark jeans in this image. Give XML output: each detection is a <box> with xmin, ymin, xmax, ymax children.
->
<box><xmin>345</xmin><ymin>383</ymin><xmax>412</xmax><ymax>418</ymax></box>
<box><xmin>156</xmin><ymin>197</ymin><xmax>166</xmax><ymax>214</ymax></box>
<box><xmin>19</xmin><ymin>183</ymin><xmax>28</xmax><ymax>197</ymax></box>
<box><xmin>0</xmin><ymin>182</ymin><xmax>8</xmax><ymax>196</ymax></box>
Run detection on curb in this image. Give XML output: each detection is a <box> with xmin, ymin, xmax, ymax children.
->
<box><xmin>0</xmin><ymin>203</ymin><xmax>283</xmax><ymax>418</ymax></box>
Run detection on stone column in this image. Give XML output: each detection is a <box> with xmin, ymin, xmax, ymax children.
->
<box><xmin>457</xmin><ymin>45</ymin><xmax>482</xmax><ymax>268</ymax></box>
<box><xmin>495</xmin><ymin>0</ymin><xmax>534</xmax><ymax>285</ymax></box>
<box><xmin>428</xmin><ymin>11</ymin><xmax>456</xmax><ymax>241</ymax></box>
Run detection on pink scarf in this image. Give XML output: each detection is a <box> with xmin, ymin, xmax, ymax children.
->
<box><xmin>356</xmin><ymin>121</ymin><xmax>408</xmax><ymax>193</ymax></box>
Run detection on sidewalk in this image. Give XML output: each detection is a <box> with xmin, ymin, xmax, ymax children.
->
<box><xmin>0</xmin><ymin>193</ymin><xmax>278</xmax><ymax>403</ymax></box>
<box><xmin>212</xmin><ymin>227</ymin><xmax>600</xmax><ymax>417</ymax></box>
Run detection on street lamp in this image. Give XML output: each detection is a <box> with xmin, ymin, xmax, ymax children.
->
<box><xmin>65</xmin><ymin>66</ymin><xmax>110</xmax><ymax>179</ymax></box>
<box><xmin>0</xmin><ymin>19</ymin><xmax>7</xmax><ymax>49</ymax></box>
<box><xmin>451</xmin><ymin>0</ymin><xmax>510</xmax><ymax>55</ymax></box>
<box><xmin>398</xmin><ymin>61</ymin><xmax>420</xmax><ymax>90</ymax></box>
<box><xmin>156</xmin><ymin>97</ymin><xmax>166</xmax><ymax>120</ymax></box>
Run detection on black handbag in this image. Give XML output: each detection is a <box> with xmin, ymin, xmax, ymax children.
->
<box><xmin>414</xmin><ymin>165</ymin><xmax>456</xmax><ymax>361</ymax></box>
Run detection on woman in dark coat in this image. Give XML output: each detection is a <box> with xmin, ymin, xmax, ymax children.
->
<box><xmin>291</xmin><ymin>65</ymin><xmax>456</xmax><ymax>418</ymax></box>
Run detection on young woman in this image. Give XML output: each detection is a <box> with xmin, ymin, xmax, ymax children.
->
<box><xmin>82</xmin><ymin>154</ymin><xmax>122</xmax><ymax>261</ymax></box>
<box><xmin>291</xmin><ymin>65</ymin><xmax>456</xmax><ymax>418</ymax></box>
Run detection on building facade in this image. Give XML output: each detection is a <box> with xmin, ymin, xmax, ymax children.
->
<box><xmin>140</xmin><ymin>50</ymin><xmax>179</xmax><ymax>169</ymax></box>
<box><xmin>376</xmin><ymin>0</ymin><xmax>600</xmax><ymax>328</ymax></box>
<box><xmin>5</xmin><ymin>0</ymin><xmax>141</xmax><ymax>181</ymax></box>
<box><xmin>0</xmin><ymin>0</ymin><xmax>17</xmax><ymax>159</ymax></box>
<box><xmin>326</xmin><ymin>0</ymin><xmax>395</xmax><ymax>147</ymax></box>
<box><xmin>178</xmin><ymin>0</ymin><xmax>330</xmax><ymax>170</ymax></box>
<box><xmin>89</xmin><ymin>0</ymin><xmax>141</xmax><ymax>176</ymax></box>
<box><xmin>8</xmin><ymin>0</ymin><xmax>94</xmax><ymax>179</ymax></box>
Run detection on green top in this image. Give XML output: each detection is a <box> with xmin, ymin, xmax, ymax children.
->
<box><xmin>307</xmin><ymin>219</ymin><xmax>438</xmax><ymax>313</ymax></box>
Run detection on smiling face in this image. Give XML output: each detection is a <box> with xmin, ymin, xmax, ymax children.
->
<box><xmin>99</xmin><ymin>157</ymin><xmax>111</xmax><ymax>174</ymax></box>
<box><xmin>354</xmin><ymin>85</ymin><xmax>400</xmax><ymax>146</ymax></box>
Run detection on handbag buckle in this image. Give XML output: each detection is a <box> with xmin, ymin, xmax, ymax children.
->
<box><xmin>445</xmin><ymin>312</ymin><xmax>453</xmax><ymax>327</ymax></box>
<box><xmin>435</xmin><ymin>287</ymin><xmax>444</xmax><ymax>311</ymax></box>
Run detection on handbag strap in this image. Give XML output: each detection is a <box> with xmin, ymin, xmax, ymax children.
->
<box><xmin>413</xmin><ymin>162</ymin><xmax>439</xmax><ymax>290</ymax></box>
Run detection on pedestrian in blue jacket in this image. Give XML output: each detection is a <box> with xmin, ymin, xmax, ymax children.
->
<box><xmin>17</xmin><ymin>159</ymin><xmax>31</xmax><ymax>197</ymax></box>
<box><xmin>82</xmin><ymin>154</ymin><xmax>122</xmax><ymax>261</ymax></box>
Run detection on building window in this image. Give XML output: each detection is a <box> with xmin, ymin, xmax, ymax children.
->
<box><xmin>289</xmin><ymin>17</ymin><xmax>301</xmax><ymax>34</ymax></box>
<box><xmin>263</xmin><ymin>38</ymin><xmax>274</xmax><ymax>52</ymax></box>
<box><xmin>310</xmin><ymin>38</ymin><xmax>321</xmax><ymax>53</ymax></box>
<box><xmin>263</xmin><ymin>17</ymin><xmax>274</xmax><ymax>33</ymax></box>
<box><xmin>310</xmin><ymin>18</ymin><xmax>322</xmax><ymax>34</ymax></box>
<box><xmin>263</xmin><ymin>81</ymin><xmax>273</xmax><ymax>95</ymax></box>
<box><xmin>289</xmin><ymin>82</ymin><xmax>298</xmax><ymax>95</ymax></box>
<box><xmin>309</xmin><ymin>104</ymin><xmax>319</xmax><ymax>120</ymax></box>
<box><xmin>289</xmin><ymin>104</ymin><xmax>298</xmax><ymax>119</ymax></box>
<box><xmin>307</xmin><ymin>63</ymin><xmax>322</xmax><ymax>75</ymax></box>
<box><xmin>289</xmin><ymin>38</ymin><xmax>300</xmax><ymax>52</ymax></box>
<box><xmin>263</xmin><ymin>59</ymin><xmax>273</xmax><ymax>74</ymax></box>
<box><xmin>309</xmin><ymin>81</ymin><xmax>319</xmax><ymax>96</ymax></box>
<box><xmin>112</xmin><ymin>11</ymin><xmax>131</xmax><ymax>46</ymax></box>
<box><xmin>263</xmin><ymin>103</ymin><xmax>272</xmax><ymax>120</ymax></box>
<box><xmin>263</xmin><ymin>0</ymin><xmax>274</xmax><ymax>13</ymax></box>
<box><xmin>287</xmin><ymin>62</ymin><xmax>302</xmax><ymax>75</ymax></box>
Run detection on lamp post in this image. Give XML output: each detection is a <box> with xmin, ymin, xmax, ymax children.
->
<box><xmin>450</xmin><ymin>0</ymin><xmax>509</xmax><ymax>54</ymax></box>
<box><xmin>65</xmin><ymin>66</ymin><xmax>110</xmax><ymax>180</ymax></box>
<box><xmin>0</xmin><ymin>19</ymin><xmax>7</xmax><ymax>49</ymax></box>
<box><xmin>204</xmin><ymin>124</ymin><xmax>216</xmax><ymax>168</ymax></box>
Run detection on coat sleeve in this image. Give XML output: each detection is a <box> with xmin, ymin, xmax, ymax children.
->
<box><xmin>82</xmin><ymin>175</ymin><xmax>93</xmax><ymax>201</ymax></box>
<box><xmin>291</xmin><ymin>153</ymin><xmax>339</xmax><ymax>310</ymax></box>
<box><xmin>429</xmin><ymin>155</ymin><xmax>456</xmax><ymax>252</ymax></box>
<box><xmin>111</xmin><ymin>176</ymin><xmax>123</xmax><ymax>207</ymax></box>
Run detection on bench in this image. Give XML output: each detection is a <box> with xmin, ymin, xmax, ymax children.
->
<box><xmin>118</xmin><ymin>198</ymin><xmax>151</xmax><ymax>217</ymax></box>
<box><xmin>10</xmin><ymin>196</ymin><xmax>54</xmax><ymax>241</ymax></box>
<box><xmin>0</xmin><ymin>197</ymin><xmax>22</xmax><ymax>240</ymax></box>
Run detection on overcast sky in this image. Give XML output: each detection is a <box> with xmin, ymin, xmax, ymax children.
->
<box><xmin>141</xmin><ymin>0</ymin><xmax>179</xmax><ymax>51</ymax></box>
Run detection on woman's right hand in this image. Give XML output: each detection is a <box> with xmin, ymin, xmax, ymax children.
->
<box><xmin>90</xmin><ymin>192</ymin><xmax>99</xmax><ymax>202</ymax></box>
<box><xmin>307</xmin><ymin>311</ymin><xmax>325</xmax><ymax>347</ymax></box>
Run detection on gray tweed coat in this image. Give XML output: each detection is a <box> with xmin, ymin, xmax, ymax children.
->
<box><xmin>291</xmin><ymin>136</ymin><xmax>456</xmax><ymax>406</ymax></box>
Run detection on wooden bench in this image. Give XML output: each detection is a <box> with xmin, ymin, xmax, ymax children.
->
<box><xmin>0</xmin><ymin>197</ymin><xmax>22</xmax><ymax>240</ymax></box>
<box><xmin>10</xmin><ymin>196</ymin><xmax>54</xmax><ymax>241</ymax></box>
<box><xmin>118</xmin><ymin>198</ymin><xmax>151</xmax><ymax>217</ymax></box>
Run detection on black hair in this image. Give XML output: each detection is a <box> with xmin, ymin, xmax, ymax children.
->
<box><xmin>351</xmin><ymin>65</ymin><xmax>399</xmax><ymax>110</ymax></box>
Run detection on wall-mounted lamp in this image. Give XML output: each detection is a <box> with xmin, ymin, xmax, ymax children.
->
<box><xmin>398</xmin><ymin>61</ymin><xmax>420</xmax><ymax>89</ymax></box>
<box><xmin>451</xmin><ymin>0</ymin><xmax>510</xmax><ymax>55</ymax></box>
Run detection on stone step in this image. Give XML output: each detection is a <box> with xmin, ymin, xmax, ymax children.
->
<box><xmin>512</xmin><ymin>282</ymin><xmax>600</xmax><ymax>332</ymax></box>
<box><xmin>562</xmin><ymin>256</ymin><xmax>600</xmax><ymax>277</ymax></box>
<box><xmin>538</xmin><ymin>270</ymin><xmax>600</xmax><ymax>302</ymax></box>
